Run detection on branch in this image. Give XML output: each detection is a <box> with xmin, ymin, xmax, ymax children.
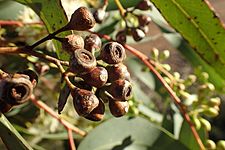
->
<box><xmin>67</xmin><ymin>129</ymin><xmax>76</xmax><ymax>150</ymax></box>
<box><xmin>0</xmin><ymin>47</ymin><xmax>69</xmax><ymax>66</ymax></box>
<box><xmin>0</xmin><ymin>20</ymin><xmax>43</xmax><ymax>27</ymax></box>
<box><xmin>30</xmin><ymin>94</ymin><xmax>86</xmax><ymax>137</ymax></box>
<box><xmin>90</xmin><ymin>31</ymin><xmax>205</xmax><ymax>150</ymax></box>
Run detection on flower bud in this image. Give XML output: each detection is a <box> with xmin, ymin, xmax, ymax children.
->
<box><xmin>199</xmin><ymin>118</ymin><xmax>211</xmax><ymax>131</ymax></box>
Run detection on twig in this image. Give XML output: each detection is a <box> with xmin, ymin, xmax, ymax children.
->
<box><xmin>114</xmin><ymin>0</ymin><xmax>126</xmax><ymax>16</ymax></box>
<box><xmin>89</xmin><ymin>31</ymin><xmax>205</xmax><ymax>150</ymax></box>
<box><xmin>67</xmin><ymin>129</ymin><xmax>76</xmax><ymax>150</ymax></box>
<box><xmin>30</xmin><ymin>94</ymin><xmax>86</xmax><ymax>137</ymax></box>
<box><xmin>0</xmin><ymin>20</ymin><xmax>43</xmax><ymax>27</ymax></box>
<box><xmin>123</xmin><ymin>45</ymin><xmax>205</xmax><ymax>150</ymax></box>
<box><xmin>0</xmin><ymin>47</ymin><xmax>69</xmax><ymax>66</ymax></box>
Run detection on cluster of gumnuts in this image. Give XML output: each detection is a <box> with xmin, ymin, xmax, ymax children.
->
<box><xmin>61</xmin><ymin>34</ymin><xmax>132</xmax><ymax>119</ymax></box>
<box><xmin>92</xmin><ymin>0</ymin><xmax>152</xmax><ymax>43</ymax></box>
<box><xmin>62</xmin><ymin>36</ymin><xmax>132</xmax><ymax>121</ymax></box>
<box><xmin>0</xmin><ymin>6</ymin><xmax>133</xmax><ymax>122</ymax></box>
<box><xmin>53</xmin><ymin>7</ymin><xmax>132</xmax><ymax>121</ymax></box>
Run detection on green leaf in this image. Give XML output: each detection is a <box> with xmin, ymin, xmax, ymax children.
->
<box><xmin>150</xmin><ymin>0</ymin><xmax>225</xmax><ymax>85</ymax></box>
<box><xmin>78</xmin><ymin>116</ymin><xmax>188</xmax><ymax>150</ymax></box>
<box><xmin>164</xmin><ymin>32</ymin><xmax>225</xmax><ymax>91</ymax></box>
<box><xmin>0</xmin><ymin>114</ymin><xmax>33</xmax><ymax>150</ymax></box>
<box><xmin>14</xmin><ymin>0</ymin><xmax>70</xmax><ymax>60</ymax></box>
<box><xmin>179</xmin><ymin>120</ymin><xmax>206</xmax><ymax>150</ymax></box>
<box><xmin>106</xmin><ymin>0</ymin><xmax>142</xmax><ymax>11</ymax></box>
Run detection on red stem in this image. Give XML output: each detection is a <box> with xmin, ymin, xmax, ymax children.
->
<box><xmin>0</xmin><ymin>20</ymin><xmax>43</xmax><ymax>27</ymax></box>
<box><xmin>91</xmin><ymin>32</ymin><xmax>205</xmax><ymax>150</ymax></box>
<box><xmin>30</xmin><ymin>94</ymin><xmax>86</xmax><ymax>137</ymax></box>
<box><xmin>67</xmin><ymin>129</ymin><xmax>76</xmax><ymax>150</ymax></box>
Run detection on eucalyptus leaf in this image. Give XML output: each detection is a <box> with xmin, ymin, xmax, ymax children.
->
<box><xmin>14</xmin><ymin>0</ymin><xmax>70</xmax><ymax>60</ymax></box>
<box><xmin>0</xmin><ymin>114</ymin><xmax>33</xmax><ymax>150</ymax></box>
<box><xmin>150</xmin><ymin>0</ymin><xmax>225</xmax><ymax>87</ymax></box>
<box><xmin>78</xmin><ymin>116</ymin><xmax>188</xmax><ymax>150</ymax></box>
<box><xmin>179</xmin><ymin>120</ymin><xmax>206</xmax><ymax>150</ymax></box>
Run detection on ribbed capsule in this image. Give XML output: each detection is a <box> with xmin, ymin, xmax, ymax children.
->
<box><xmin>72</xmin><ymin>88</ymin><xmax>99</xmax><ymax>117</ymax></box>
<box><xmin>70</xmin><ymin>49</ymin><xmax>96</xmax><ymax>74</ymax></box>
<box><xmin>79</xmin><ymin>66</ymin><xmax>108</xmax><ymax>88</ymax></box>
<box><xmin>1</xmin><ymin>76</ymin><xmax>33</xmax><ymax>105</ymax></box>
<box><xmin>106</xmin><ymin>63</ymin><xmax>130</xmax><ymax>82</ymax></box>
<box><xmin>84</xmin><ymin>34</ymin><xmax>102</xmax><ymax>53</ymax></box>
<box><xmin>59</xmin><ymin>34</ymin><xmax>84</xmax><ymax>53</ymax></box>
<box><xmin>85</xmin><ymin>100</ymin><xmax>105</xmax><ymax>121</ymax></box>
<box><xmin>107</xmin><ymin>79</ymin><xmax>132</xmax><ymax>101</ymax></box>
<box><xmin>109</xmin><ymin>100</ymin><xmax>129</xmax><ymax>117</ymax></box>
<box><xmin>67</xmin><ymin>7</ymin><xmax>96</xmax><ymax>31</ymax></box>
<box><xmin>100</xmin><ymin>42</ymin><xmax>126</xmax><ymax>64</ymax></box>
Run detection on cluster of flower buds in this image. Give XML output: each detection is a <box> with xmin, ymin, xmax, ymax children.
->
<box><xmin>0</xmin><ymin>69</ymin><xmax>38</xmax><ymax>113</ymax></box>
<box><xmin>116</xmin><ymin>0</ymin><xmax>152</xmax><ymax>43</ymax></box>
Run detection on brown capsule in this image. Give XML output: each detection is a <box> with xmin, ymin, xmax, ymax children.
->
<box><xmin>72</xmin><ymin>88</ymin><xmax>99</xmax><ymax>117</ymax></box>
<box><xmin>93</xmin><ymin>8</ymin><xmax>106</xmax><ymax>24</ymax></box>
<box><xmin>131</xmin><ymin>28</ymin><xmax>145</xmax><ymax>42</ymax></box>
<box><xmin>85</xmin><ymin>99</ymin><xmax>105</xmax><ymax>121</ymax></box>
<box><xmin>136</xmin><ymin>0</ymin><xmax>152</xmax><ymax>10</ymax></box>
<box><xmin>100</xmin><ymin>42</ymin><xmax>126</xmax><ymax>64</ymax></box>
<box><xmin>116</xmin><ymin>30</ymin><xmax>127</xmax><ymax>44</ymax></box>
<box><xmin>84</xmin><ymin>34</ymin><xmax>102</xmax><ymax>53</ymax></box>
<box><xmin>1</xmin><ymin>77</ymin><xmax>33</xmax><ymax>105</ymax></box>
<box><xmin>0</xmin><ymin>70</ymin><xmax>10</xmax><ymax>80</ymax></box>
<box><xmin>59</xmin><ymin>34</ymin><xmax>84</xmax><ymax>53</ymax></box>
<box><xmin>66</xmin><ymin>7</ymin><xmax>96</xmax><ymax>31</ymax></box>
<box><xmin>109</xmin><ymin>100</ymin><xmax>129</xmax><ymax>117</ymax></box>
<box><xmin>106</xmin><ymin>63</ymin><xmax>130</xmax><ymax>82</ymax></box>
<box><xmin>80</xmin><ymin>66</ymin><xmax>108</xmax><ymax>88</ymax></box>
<box><xmin>107</xmin><ymin>79</ymin><xmax>132</xmax><ymax>101</ymax></box>
<box><xmin>70</xmin><ymin>49</ymin><xmax>97</xmax><ymax>74</ymax></box>
<box><xmin>138</xmin><ymin>15</ymin><xmax>151</xmax><ymax>27</ymax></box>
<box><xmin>17</xmin><ymin>69</ymin><xmax>38</xmax><ymax>88</ymax></box>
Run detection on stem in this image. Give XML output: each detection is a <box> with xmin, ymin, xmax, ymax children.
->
<box><xmin>0</xmin><ymin>47</ymin><xmax>69</xmax><ymax>66</ymax></box>
<box><xmin>0</xmin><ymin>20</ymin><xmax>43</xmax><ymax>27</ymax></box>
<box><xmin>89</xmin><ymin>31</ymin><xmax>205</xmax><ymax>150</ymax></box>
<box><xmin>67</xmin><ymin>129</ymin><xmax>76</xmax><ymax>150</ymax></box>
<box><xmin>123</xmin><ymin>44</ymin><xmax>205</xmax><ymax>150</ymax></box>
<box><xmin>114</xmin><ymin>0</ymin><xmax>126</xmax><ymax>16</ymax></box>
<box><xmin>29</xmin><ymin>26</ymin><xmax>68</xmax><ymax>49</ymax></box>
<box><xmin>30</xmin><ymin>94</ymin><xmax>86</xmax><ymax>137</ymax></box>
